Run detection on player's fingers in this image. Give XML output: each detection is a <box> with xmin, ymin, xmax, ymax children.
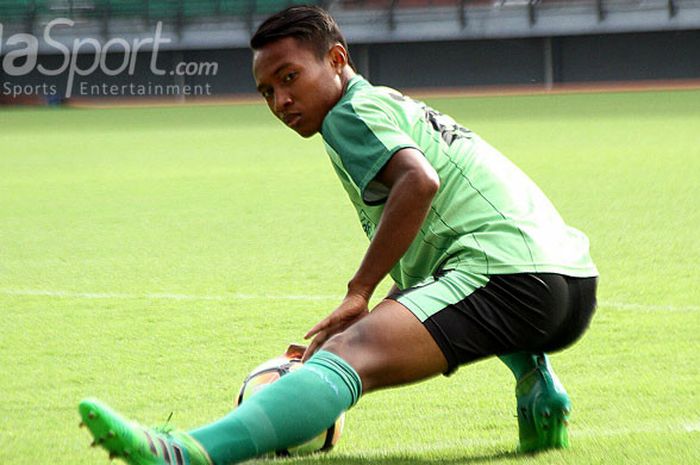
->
<box><xmin>301</xmin><ymin>344</ymin><xmax>314</xmax><ymax>363</ymax></box>
<box><xmin>304</xmin><ymin>317</ymin><xmax>333</xmax><ymax>339</ymax></box>
<box><xmin>303</xmin><ymin>325</ymin><xmax>322</xmax><ymax>340</ymax></box>
<box><xmin>302</xmin><ymin>332</ymin><xmax>327</xmax><ymax>362</ymax></box>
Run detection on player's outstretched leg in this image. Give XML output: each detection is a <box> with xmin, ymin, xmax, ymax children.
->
<box><xmin>79</xmin><ymin>398</ymin><xmax>212</xmax><ymax>465</ymax></box>
<box><xmin>79</xmin><ymin>301</ymin><xmax>445</xmax><ymax>465</ymax></box>
<box><xmin>499</xmin><ymin>352</ymin><xmax>571</xmax><ymax>452</ymax></box>
<box><xmin>79</xmin><ymin>350</ymin><xmax>362</xmax><ymax>465</ymax></box>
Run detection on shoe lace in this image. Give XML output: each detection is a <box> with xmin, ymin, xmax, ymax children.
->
<box><xmin>154</xmin><ymin>411</ymin><xmax>175</xmax><ymax>435</ymax></box>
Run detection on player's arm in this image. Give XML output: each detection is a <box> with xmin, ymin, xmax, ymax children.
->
<box><xmin>303</xmin><ymin>147</ymin><xmax>439</xmax><ymax>360</ymax></box>
<box><xmin>347</xmin><ymin>147</ymin><xmax>439</xmax><ymax>299</ymax></box>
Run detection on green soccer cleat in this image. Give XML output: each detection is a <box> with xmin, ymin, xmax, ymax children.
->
<box><xmin>514</xmin><ymin>354</ymin><xmax>572</xmax><ymax>453</ymax></box>
<box><xmin>79</xmin><ymin>398</ymin><xmax>212</xmax><ymax>465</ymax></box>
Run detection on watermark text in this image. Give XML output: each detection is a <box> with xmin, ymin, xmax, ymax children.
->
<box><xmin>0</xmin><ymin>19</ymin><xmax>218</xmax><ymax>98</ymax></box>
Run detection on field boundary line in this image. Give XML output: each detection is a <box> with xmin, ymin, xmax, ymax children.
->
<box><xmin>1</xmin><ymin>288</ymin><xmax>698</xmax><ymax>312</ymax></box>
<box><xmin>64</xmin><ymin>79</ymin><xmax>700</xmax><ymax>109</ymax></box>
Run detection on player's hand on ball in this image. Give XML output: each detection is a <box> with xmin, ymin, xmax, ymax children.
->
<box><xmin>302</xmin><ymin>293</ymin><xmax>370</xmax><ymax>362</ymax></box>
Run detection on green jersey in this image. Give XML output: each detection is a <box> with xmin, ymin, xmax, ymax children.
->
<box><xmin>321</xmin><ymin>76</ymin><xmax>598</xmax><ymax>290</ymax></box>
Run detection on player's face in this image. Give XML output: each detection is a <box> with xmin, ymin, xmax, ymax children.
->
<box><xmin>253</xmin><ymin>37</ymin><xmax>345</xmax><ymax>138</ymax></box>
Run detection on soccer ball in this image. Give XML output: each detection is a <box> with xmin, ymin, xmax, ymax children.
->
<box><xmin>234</xmin><ymin>344</ymin><xmax>345</xmax><ymax>456</ymax></box>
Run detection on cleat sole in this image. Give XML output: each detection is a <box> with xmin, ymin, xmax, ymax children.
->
<box><xmin>79</xmin><ymin>399</ymin><xmax>138</xmax><ymax>463</ymax></box>
<box><xmin>515</xmin><ymin>356</ymin><xmax>572</xmax><ymax>453</ymax></box>
<box><xmin>518</xmin><ymin>403</ymin><xmax>571</xmax><ymax>453</ymax></box>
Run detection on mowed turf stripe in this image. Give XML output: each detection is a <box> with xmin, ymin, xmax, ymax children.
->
<box><xmin>1</xmin><ymin>288</ymin><xmax>698</xmax><ymax>312</ymax></box>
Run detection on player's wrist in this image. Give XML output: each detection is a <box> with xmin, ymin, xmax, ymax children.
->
<box><xmin>346</xmin><ymin>278</ymin><xmax>375</xmax><ymax>301</ymax></box>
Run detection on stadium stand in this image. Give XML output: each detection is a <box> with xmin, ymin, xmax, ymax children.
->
<box><xmin>1</xmin><ymin>0</ymin><xmax>698</xmax><ymax>101</ymax></box>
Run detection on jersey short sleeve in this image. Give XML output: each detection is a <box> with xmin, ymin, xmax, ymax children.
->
<box><xmin>321</xmin><ymin>96</ymin><xmax>419</xmax><ymax>205</ymax></box>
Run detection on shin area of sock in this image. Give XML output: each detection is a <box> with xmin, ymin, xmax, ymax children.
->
<box><xmin>189</xmin><ymin>350</ymin><xmax>362</xmax><ymax>465</ymax></box>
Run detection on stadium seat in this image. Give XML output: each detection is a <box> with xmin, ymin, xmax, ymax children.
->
<box><xmin>219</xmin><ymin>0</ymin><xmax>253</xmax><ymax>16</ymax></box>
<box><xmin>254</xmin><ymin>0</ymin><xmax>289</xmax><ymax>14</ymax></box>
<box><xmin>0</xmin><ymin>0</ymin><xmax>35</xmax><ymax>23</ymax></box>
<box><xmin>106</xmin><ymin>0</ymin><xmax>148</xmax><ymax>18</ymax></box>
<box><xmin>182</xmin><ymin>0</ymin><xmax>219</xmax><ymax>18</ymax></box>
<box><xmin>147</xmin><ymin>0</ymin><xmax>180</xmax><ymax>20</ymax></box>
<box><xmin>0</xmin><ymin>0</ymin><xmax>328</xmax><ymax>26</ymax></box>
<box><xmin>253</xmin><ymin>0</ymin><xmax>325</xmax><ymax>15</ymax></box>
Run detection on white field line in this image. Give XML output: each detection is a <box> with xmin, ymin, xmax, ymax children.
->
<box><xmin>379</xmin><ymin>421</ymin><xmax>699</xmax><ymax>454</ymax></box>
<box><xmin>1</xmin><ymin>288</ymin><xmax>698</xmax><ymax>312</ymax></box>
<box><xmin>573</xmin><ymin>423</ymin><xmax>698</xmax><ymax>438</ymax></box>
<box><xmin>601</xmin><ymin>301</ymin><xmax>700</xmax><ymax>312</ymax></box>
<box><xmin>0</xmin><ymin>288</ymin><xmax>337</xmax><ymax>302</ymax></box>
<box><xmin>683</xmin><ymin>421</ymin><xmax>700</xmax><ymax>432</ymax></box>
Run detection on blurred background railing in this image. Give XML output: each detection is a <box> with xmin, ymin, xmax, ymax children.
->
<box><xmin>1</xmin><ymin>1</ymin><xmax>697</xmax><ymax>33</ymax></box>
<box><xmin>0</xmin><ymin>1</ymin><xmax>328</xmax><ymax>32</ymax></box>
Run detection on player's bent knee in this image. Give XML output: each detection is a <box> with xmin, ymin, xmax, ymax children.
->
<box><xmin>320</xmin><ymin>322</ymin><xmax>396</xmax><ymax>393</ymax></box>
<box><xmin>321</xmin><ymin>326</ymin><xmax>370</xmax><ymax>367</ymax></box>
<box><xmin>319</xmin><ymin>302</ymin><xmax>449</xmax><ymax>393</ymax></box>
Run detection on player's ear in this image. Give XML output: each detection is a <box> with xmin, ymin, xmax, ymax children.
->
<box><xmin>328</xmin><ymin>43</ymin><xmax>348</xmax><ymax>73</ymax></box>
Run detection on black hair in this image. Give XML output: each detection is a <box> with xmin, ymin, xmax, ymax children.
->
<box><xmin>250</xmin><ymin>5</ymin><xmax>355</xmax><ymax>70</ymax></box>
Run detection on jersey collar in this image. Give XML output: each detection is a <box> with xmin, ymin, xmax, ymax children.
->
<box><xmin>341</xmin><ymin>74</ymin><xmax>369</xmax><ymax>101</ymax></box>
<box><xmin>320</xmin><ymin>75</ymin><xmax>369</xmax><ymax>138</ymax></box>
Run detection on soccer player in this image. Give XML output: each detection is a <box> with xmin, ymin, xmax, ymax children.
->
<box><xmin>79</xmin><ymin>6</ymin><xmax>598</xmax><ymax>465</ymax></box>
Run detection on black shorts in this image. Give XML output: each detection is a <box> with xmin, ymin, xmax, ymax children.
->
<box><xmin>389</xmin><ymin>272</ymin><xmax>598</xmax><ymax>375</ymax></box>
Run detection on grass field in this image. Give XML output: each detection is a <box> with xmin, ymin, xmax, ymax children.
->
<box><xmin>1</xmin><ymin>89</ymin><xmax>699</xmax><ymax>465</ymax></box>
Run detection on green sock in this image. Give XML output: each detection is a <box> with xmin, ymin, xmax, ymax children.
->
<box><xmin>498</xmin><ymin>352</ymin><xmax>544</xmax><ymax>381</ymax></box>
<box><xmin>188</xmin><ymin>350</ymin><xmax>362</xmax><ymax>465</ymax></box>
